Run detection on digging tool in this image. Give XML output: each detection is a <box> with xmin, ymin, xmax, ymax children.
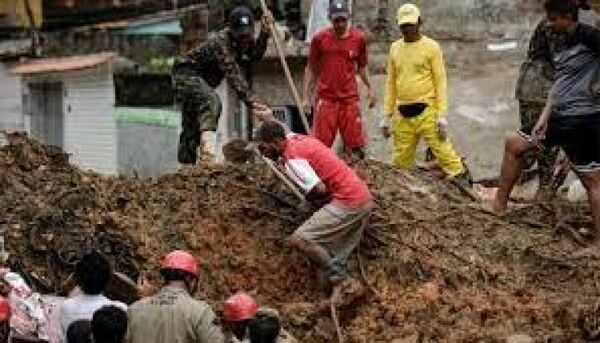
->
<box><xmin>258</xmin><ymin>0</ymin><xmax>311</xmax><ymax>132</ymax></box>
<box><xmin>222</xmin><ymin>139</ymin><xmax>307</xmax><ymax>205</ymax></box>
<box><xmin>258</xmin><ymin>151</ymin><xmax>307</xmax><ymax>206</ymax></box>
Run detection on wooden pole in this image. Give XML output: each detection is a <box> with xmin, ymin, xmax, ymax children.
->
<box><xmin>258</xmin><ymin>0</ymin><xmax>311</xmax><ymax>133</ymax></box>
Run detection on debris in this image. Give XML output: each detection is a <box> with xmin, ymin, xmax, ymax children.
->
<box><xmin>487</xmin><ymin>41</ymin><xmax>518</xmax><ymax>51</ymax></box>
<box><xmin>567</xmin><ymin>179</ymin><xmax>587</xmax><ymax>203</ymax></box>
<box><xmin>1</xmin><ymin>133</ymin><xmax>599</xmax><ymax>340</ymax></box>
<box><xmin>416</xmin><ymin>281</ymin><xmax>441</xmax><ymax>302</ymax></box>
<box><xmin>223</xmin><ymin>139</ymin><xmax>254</xmax><ymax>164</ymax></box>
<box><xmin>105</xmin><ymin>272</ymin><xmax>140</xmax><ymax>305</ymax></box>
<box><xmin>506</xmin><ymin>334</ymin><xmax>534</xmax><ymax>343</ymax></box>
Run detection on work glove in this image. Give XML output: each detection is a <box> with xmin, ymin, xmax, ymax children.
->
<box><xmin>260</xmin><ymin>9</ymin><xmax>275</xmax><ymax>34</ymax></box>
<box><xmin>436</xmin><ymin>116</ymin><xmax>449</xmax><ymax>141</ymax></box>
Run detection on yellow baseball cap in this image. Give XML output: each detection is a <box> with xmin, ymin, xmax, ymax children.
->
<box><xmin>397</xmin><ymin>3</ymin><xmax>420</xmax><ymax>25</ymax></box>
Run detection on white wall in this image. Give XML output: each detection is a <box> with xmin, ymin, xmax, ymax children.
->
<box><xmin>23</xmin><ymin>63</ymin><xmax>117</xmax><ymax>174</ymax></box>
<box><xmin>214</xmin><ymin>80</ymin><xmax>248</xmax><ymax>163</ymax></box>
<box><xmin>0</xmin><ymin>63</ymin><xmax>23</xmax><ymax>131</ymax></box>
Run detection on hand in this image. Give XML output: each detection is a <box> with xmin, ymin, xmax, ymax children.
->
<box><xmin>368</xmin><ymin>88</ymin><xmax>376</xmax><ymax>109</ymax></box>
<box><xmin>531</xmin><ymin>119</ymin><xmax>548</xmax><ymax>145</ymax></box>
<box><xmin>381</xmin><ymin>125</ymin><xmax>391</xmax><ymax>139</ymax></box>
<box><xmin>302</xmin><ymin>98</ymin><xmax>312</xmax><ymax>117</ymax></box>
<box><xmin>251</xmin><ymin>102</ymin><xmax>274</xmax><ymax>121</ymax></box>
<box><xmin>261</xmin><ymin>9</ymin><xmax>275</xmax><ymax>33</ymax></box>
<box><xmin>530</xmin><ymin>120</ymin><xmax>548</xmax><ymax>149</ymax></box>
<box><xmin>436</xmin><ymin>116</ymin><xmax>449</xmax><ymax>140</ymax></box>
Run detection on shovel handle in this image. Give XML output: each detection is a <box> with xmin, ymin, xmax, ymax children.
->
<box><xmin>258</xmin><ymin>0</ymin><xmax>311</xmax><ymax>133</ymax></box>
<box><xmin>260</xmin><ymin>155</ymin><xmax>307</xmax><ymax>206</ymax></box>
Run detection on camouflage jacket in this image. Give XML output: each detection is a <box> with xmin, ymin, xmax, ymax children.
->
<box><xmin>175</xmin><ymin>27</ymin><xmax>269</xmax><ymax>104</ymax></box>
<box><xmin>516</xmin><ymin>19</ymin><xmax>570</xmax><ymax>103</ymax></box>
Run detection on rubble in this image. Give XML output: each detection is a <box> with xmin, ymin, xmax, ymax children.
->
<box><xmin>1</xmin><ymin>132</ymin><xmax>600</xmax><ymax>341</ymax></box>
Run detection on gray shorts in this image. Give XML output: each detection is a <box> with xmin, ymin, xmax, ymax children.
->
<box><xmin>294</xmin><ymin>201</ymin><xmax>374</xmax><ymax>261</ymax></box>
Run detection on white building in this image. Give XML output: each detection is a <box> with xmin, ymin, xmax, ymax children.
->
<box><xmin>11</xmin><ymin>52</ymin><xmax>118</xmax><ymax>174</ymax></box>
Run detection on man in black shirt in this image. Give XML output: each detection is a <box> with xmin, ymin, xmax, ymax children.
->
<box><xmin>492</xmin><ymin>0</ymin><xmax>600</xmax><ymax>241</ymax></box>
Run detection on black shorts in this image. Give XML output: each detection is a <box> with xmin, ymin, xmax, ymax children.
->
<box><xmin>518</xmin><ymin>115</ymin><xmax>600</xmax><ymax>173</ymax></box>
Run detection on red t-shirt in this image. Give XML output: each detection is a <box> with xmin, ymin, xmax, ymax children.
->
<box><xmin>308</xmin><ymin>28</ymin><xmax>367</xmax><ymax>101</ymax></box>
<box><xmin>283</xmin><ymin>134</ymin><xmax>372</xmax><ymax>208</ymax></box>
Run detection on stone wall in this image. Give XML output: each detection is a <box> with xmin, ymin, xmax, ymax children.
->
<box><xmin>363</xmin><ymin>0</ymin><xmax>543</xmax><ymax>41</ymax></box>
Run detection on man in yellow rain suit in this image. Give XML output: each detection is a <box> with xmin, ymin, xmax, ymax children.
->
<box><xmin>382</xmin><ymin>3</ymin><xmax>470</xmax><ymax>184</ymax></box>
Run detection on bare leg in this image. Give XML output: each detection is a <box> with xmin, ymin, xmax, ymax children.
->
<box><xmin>576</xmin><ymin>170</ymin><xmax>600</xmax><ymax>237</ymax></box>
<box><xmin>493</xmin><ymin>134</ymin><xmax>537</xmax><ymax>212</ymax></box>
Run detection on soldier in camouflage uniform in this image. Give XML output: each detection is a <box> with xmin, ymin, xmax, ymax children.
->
<box><xmin>174</xmin><ymin>5</ymin><xmax>271</xmax><ymax>164</ymax></box>
<box><xmin>516</xmin><ymin>2</ymin><xmax>598</xmax><ymax>193</ymax></box>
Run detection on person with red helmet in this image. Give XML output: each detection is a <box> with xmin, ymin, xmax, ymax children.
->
<box><xmin>0</xmin><ymin>297</ymin><xmax>9</xmax><ymax>343</ymax></box>
<box><xmin>222</xmin><ymin>292</ymin><xmax>296</xmax><ymax>343</ymax></box>
<box><xmin>127</xmin><ymin>250</ymin><xmax>224</xmax><ymax>343</ymax></box>
<box><xmin>222</xmin><ymin>292</ymin><xmax>259</xmax><ymax>341</ymax></box>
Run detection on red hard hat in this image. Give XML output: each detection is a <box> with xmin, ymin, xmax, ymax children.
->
<box><xmin>223</xmin><ymin>292</ymin><xmax>259</xmax><ymax>322</ymax></box>
<box><xmin>0</xmin><ymin>297</ymin><xmax>10</xmax><ymax>322</ymax></box>
<box><xmin>160</xmin><ymin>250</ymin><xmax>199</xmax><ymax>277</ymax></box>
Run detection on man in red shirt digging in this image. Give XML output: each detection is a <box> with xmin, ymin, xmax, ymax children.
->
<box><xmin>256</xmin><ymin>120</ymin><xmax>374</xmax><ymax>285</ymax></box>
<box><xmin>303</xmin><ymin>0</ymin><xmax>376</xmax><ymax>160</ymax></box>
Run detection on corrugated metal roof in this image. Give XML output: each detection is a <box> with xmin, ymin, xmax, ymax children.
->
<box><xmin>11</xmin><ymin>52</ymin><xmax>115</xmax><ymax>75</ymax></box>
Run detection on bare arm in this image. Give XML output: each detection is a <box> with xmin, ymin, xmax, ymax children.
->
<box><xmin>303</xmin><ymin>65</ymin><xmax>316</xmax><ymax>108</ymax></box>
<box><xmin>302</xmin><ymin>64</ymin><xmax>316</xmax><ymax>113</ymax></box>
<box><xmin>359</xmin><ymin>66</ymin><xmax>375</xmax><ymax>109</ymax></box>
<box><xmin>304</xmin><ymin>35</ymin><xmax>320</xmax><ymax>111</ymax></box>
<box><xmin>532</xmin><ymin>91</ymin><xmax>555</xmax><ymax>142</ymax></box>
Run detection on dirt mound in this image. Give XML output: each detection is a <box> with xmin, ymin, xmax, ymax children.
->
<box><xmin>1</xmin><ymin>132</ymin><xmax>599</xmax><ymax>341</ymax></box>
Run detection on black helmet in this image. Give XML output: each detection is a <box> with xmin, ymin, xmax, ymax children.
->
<box><xmin>229</xmin><ymin>6</ymin><xmax>255</xmax><ymax>35</ymax></box>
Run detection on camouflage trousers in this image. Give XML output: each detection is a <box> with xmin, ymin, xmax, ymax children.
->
<box><xmin>518</xmin><ymin>100</ymin><xmax>559</xmax><ymax>189</ymax></box>
<box><xmin>173</xmin><ymin>68</ymin><xmax>222</xmax><ymax>164</ymax></box>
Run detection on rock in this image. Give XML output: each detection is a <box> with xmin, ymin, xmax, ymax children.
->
<box><xmin>506</xmin><ymin>334</ymin><xmax>533</xmax><ymax>343</ymax></box>
<box><xmin>417</xmin><ymin>281</ymin><xmax>441</xmax><ymax>302</ymax></box>
<box><xmin>105</xmin><ymin>271</ymin><xmax>140</xmax><ymax>305</ymax></box>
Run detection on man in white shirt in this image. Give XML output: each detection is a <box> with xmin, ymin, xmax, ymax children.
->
<box><xmin>58</xmin><ymin>252</ymin><xmax>126</xmax><ymax>342</ymax></box>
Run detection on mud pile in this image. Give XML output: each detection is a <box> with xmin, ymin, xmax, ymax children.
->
<box><xmin>1</xmin><ymin>132</ymin><xmax>599</xmax><ymax>341</ymax></box>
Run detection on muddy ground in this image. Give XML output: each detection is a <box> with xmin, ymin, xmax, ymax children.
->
<box><xmin>1</xmin><ymin>133</ymin><xmax>600</xmax><ymax>342</ymax></box>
